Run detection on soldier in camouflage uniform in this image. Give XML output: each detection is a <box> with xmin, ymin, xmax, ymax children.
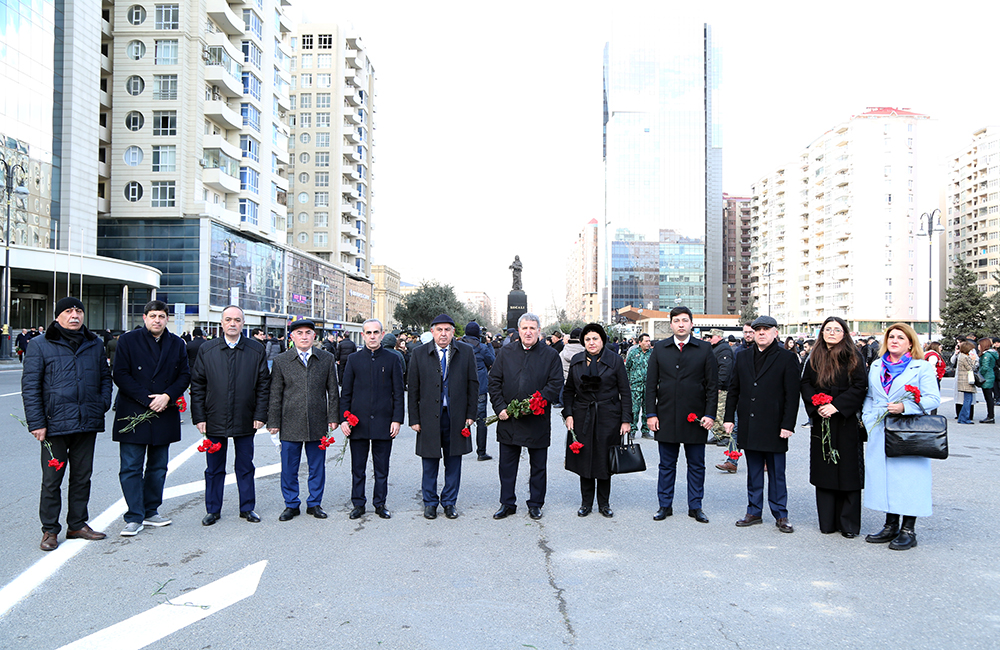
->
<box><xmin>624</xmin><ymin>333</ymin><xmax>653</xmax><ymax>439</ymax></box>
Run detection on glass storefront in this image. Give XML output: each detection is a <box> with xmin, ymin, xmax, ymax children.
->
<box><xmin>98</xmin><ymin>218</ymin><xmax>200</xmax><ymax>305</ymax></box>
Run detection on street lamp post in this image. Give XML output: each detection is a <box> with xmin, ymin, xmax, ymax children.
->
<box><xmin>917</xmin><ymin>208</ymin><xmax>942</xmax><ymax>342</ymax></box>
<box><xmin>0</xmin><ymin>157</ymin><xmax>30</xmax><ymax>362</ymax></box>
<box><xmin>221</xmin><ymin>238</ymin><xmax>237</xmax><ymax>304</ymax></box>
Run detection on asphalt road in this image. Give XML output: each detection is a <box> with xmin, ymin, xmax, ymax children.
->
<box><xmin>0</xmin><ymin>367</ymin><xmax>997</xmax><ymax>649</ymax></box>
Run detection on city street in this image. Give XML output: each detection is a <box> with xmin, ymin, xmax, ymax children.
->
<box><xmin>0</xmin><ymin>367</ymin><xmax>997</xmax><ymax>649</ymax></box>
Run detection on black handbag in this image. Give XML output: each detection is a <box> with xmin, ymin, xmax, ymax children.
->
<box><xmin>974</xmin><ymin>369</ymin><xmax>986</xmax><ymax>387</ymax></box>
<box><xmin>883</xmin><ymin>403</ymin><xmax>948</xmax><ymax>459</ymax></box>
<box><xmin>609</xmin><ymin>437</ymin><xmax>646</xmax><ymax>474</ymax></box>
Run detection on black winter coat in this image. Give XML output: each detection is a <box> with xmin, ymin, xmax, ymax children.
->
<box><xmin>563</xmin><ymin>347</ymin><xmax>631</xmax><ymax>480</ymax></box>
<box><xmin>724</xmin><ymin>343</ymin><xmax>800</xmax><ymax>453</ymax></box>
<box><xmin>800</xmin><ymin>352</ymin><xmax>869</xmax><ymax>491</ymax></box>
<box><xmin>267</xmin><ymin>348</ymin><xmax>339</xmax><ymax>442</ymax></box>
<box><xmin>488</xmin><ymin>341</ymin><xmax>563</xmax><ymax>448</ymax></box>
<box><xmin>340</xmin><ymin>346</ymin><xmax>404</xmax><ymax>440</ymax></box>
<box><xmin>112</xmin><ymin>327</ymin><xmax>191</xmax><ymax>444</ymax></box>
<box><xmin>712</xmin><ymin>341</ymin><xmax>734</xmax><ymax>390</ymax></box>
<box><xmin>645</xmin><ymin>337</ymin><xmax>719</xmax><ymax>444</ymax></box>
<box><xmin>409</xmin><ymin>340</ymin><xmax>478</xmax><ymax>458</ymax></box>
<box><xmin>190</xmin><ymin>336</ymin><xmax>270</xmax><ymax>437</ymax></box>
<box><xmin>21</xmin><ymin>324</ymin><xmax>113</xmax><ymax>436</ymax></box>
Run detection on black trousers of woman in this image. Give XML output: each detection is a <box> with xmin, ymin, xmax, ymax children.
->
<box><xmin>816</xmin><ymin>487</ymin><xmax>861</xmax><ymax>535</ymax></box>
<box><xmin>580</xmin><ymin>477</ymin><xmax>611</xmax><ymax>509</ymax></box>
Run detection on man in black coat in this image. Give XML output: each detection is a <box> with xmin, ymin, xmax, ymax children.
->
<box><xmin>190</xmin><ymin>305</ymin><xmax>271</xmax><ymax>526</ymax></box>
<box><xmin>186</xmin><ymin>327</ymin><xmax>206</xmax><ymax>368</ymax></box>
<box><xmin>22</xmin><ymin>297</ymin><xmax>113</xmax><ymax>551</ymax></box>
<box><xmin>488</xmin><ymin>313</ymin><xmax>563</xmax><ymax>520</ymax></box>
<box><xmin>340</xmin><ymin>318</ymin><xmax>404</xmax><ymax>519</ymax></box>
<box><xmin>724</xmin><ymin>315</ymin><xmax>800</xmax><ymax>533</ymax></box>
<box><xmin>337</xmin><ymin>332</ymin><xmax>357</xmax><ymax>382</ymax></box>
<box><xmin>111</xmin><ymin>300</ymin><xmax>191</xmax><ymax>536</ymax></box>
<box><xmin>409</xmin><ymin>314</ymin><xmax>478</xmax><ymax>520</ymax></box>
<box><xmin>645</xmin><ymin>306</ymin><xmax>718</xmax><ymax>524</ymax></box>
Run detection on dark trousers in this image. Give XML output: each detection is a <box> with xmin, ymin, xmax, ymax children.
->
<box><xmin>475</xmin><ymin>393</ymin><xmax>489</xmax><ymax>456</ymax></box>
<box><xmin>205</xmin><ymin>435</ymin><xmax>255</xmax><ymax>514</ymax></box>
<box><xmin>992</xmin><ymin>381</ymin><xmax>1000</xmax><ymax>406</ymax></box>
<box><xmin>982</xmin><ymin>386</ymin><xmax>995</xmax><ymax>420</ymax></box>
<box><xmin>815</xmin><ymin>487</ymin><xmax>861</xmax><ymax>535</ymax></box>
<box><xmin>656</xmin><ymin>442</ymin><xmax>706</xmax><ymax>509</ymax></box>
<box><xmin>350</xmin><ymin>437</ymin><xmax>392</xmax><ymax>508</ymax></box>
<box><xmin>280</xmin><ymin>440</ymin><xmax>325</xmax><ymax>508</ymax></box>
<box><xmin>744</xmin><ymin>449</ymin><xmax>787</xmax><ymax>520</ymax></box>
<box><xmin>119</xmin><ymin>442</ymin><xmax>169</xmax><ymax>524</ymax></box>
<box><xmin>422</xmin><ymin>407</ymin><xmax>462</xmax><ymax>506</ymax></box>
<box><xmin>498</xmin><ymin>442</ymin><xmax>547</xmax><ymax>509</ymax></box>
<box><xmin>580</xmin><ymin>476</ymin><xmax>611</xmax><ymax>509</ymax></box>
<box><xmin>39</xmin><ymin>432</ymin><xmax>96</xmax><ymax>534</ymax></box>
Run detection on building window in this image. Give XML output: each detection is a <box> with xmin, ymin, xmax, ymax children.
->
<box><xmin>299</xmin><ymin>113</ymin><xmax>312</xmax><ymax>128</ymax></box>
<box><xmin>242</xmin><ymin>72</ymin><xmax>262</xmax><ymax>100</ymax></box>
<box><xmin>154</xmin><ymin>4</ymin><xmax>179</xmax><ymax>29</ymax></box>
<box><xmin>153</xmin><ymin>75</ymin><xmax>178</xmax><ymax>100</ymax></box>
<box><xmin>126</xmin><ymin>75</ymin><xmax>145</xmax><ymax>96</ymax></box>
<box><xmin>298</xmin><ymin>152</ymin><xmax>310</xmax><ymax>164</ymax></box>
<box><xmin>314</xmin><ymin>152</ymin><xmax>329</xmax><ymax>167</ymax></box>
<box><xmin>300</xmin><ymin>132</ymin><xmax>311</xmax><ymax>144</ymax></box>
<box><xmin>300</xmin><ymin>34</ymin><xmax>313</xmax><ymax>50</ymax></box>
<box><xmin>126</xmin><ymin>40</ymin><xmax>146</xmax><ymax>61</ymax></box>
<box><xmin>314</xmin><ymin>212</ymin><xmax>328</xmax><ymax>227</ymax></box>
<box><xmin>241</xmin><ymin>103</ymin><xmax>261</xmax><ymax>131</ymax></box>
<box><xmin>240</xmin><ymin>167</ymin><xmax>259</xmax><ymax>194</ymax></box>
<box><xmin>127</xmin><ymin>5</ymin><xmax>146</xmax><ymax>25</ymax></box>
<box><xmin>315</xmin><ymin>93</ymin><xmax>330</xmax><ymax>108</ymax></box>
<box><xmin>314</xmin><ymin>192</ymin><xmax>329</xmax><ymax>207</ymax></box>
<box><xmin>315</xmin><ymin>112</ymin><xmax>330</xmax><ymax>128</ymax></box>
<box><xmin>240</xmin><ymin>135</ymin><xmax>260</xmax><ymax>162</ymax></box>
<box><xmin>151</xmin><ymin>181</ymin><xmax>176</xmax><ymax>207</ymax></box>
<box><xmin>242</xmin><ymin>40</ymin><xmax>262</xmax><ymax>69</ymax></box>
<box><xmin>315</xmin><ymin>132</ymin><xmax>329</xmax><ymax>147</ymax></box>
<box><xmin>125</xmin><ymin>111</ymin><xmax>144</xmax><ymax>132</ymax></box>
<box><xmin>300</xmin><ymin>73</ymin><xmax>312</xmax><ymax>88</ymax></box>
<box><xmin>298</xmin><ymin>232</ymin><xmax>308</xmax><ymax>243</ymax></box>
<box><xmin>299</xmin><ymin>93</ymin><xmax>312</xmax><ymax>108</ymax></box>
<box><xmin>316</xmin><ymin>73</ymin><xmax>331</xmax><ymax>88</ymax></box>
<box><xmin>123</xmin><ymin>146</ymin><xmax>144</xmax><ymax>166</ymax></box>
<box><xmin>297</xmin><ymin>212</ymin><xmax>308</xmax><ymax>223</ymax></box>
<box><xmin>317</xmin><ymin>53</ymin><xmax>331</xmax><ymax>68</ymax></box>
<box><xmin>152</xmin><ymin>111</ymin><xmax>177</xmax><ymax>135</ymax></box>
<box><xmin>242</xmin><ymin>9</ymin><xmax>262</xmax><ymax>39</ymax></box>
<box><xmin>315</xmin><ymin>172</ymin><xmax>329</xmax><ymax>187</ymax></box>
<box><xmin>239</xmin><ymin>198</ymin><xmax>259</xmax><ymax>224</ymax></box>
<box><xmin>314</xmin><ymin>232</ymin><xmax>328</xmax><ymax>246</ymax></box>
<box><xmin>317</xmin><ymin>34</ymin><xmax>333</xmax><ymax>49</ymax></box>
<box><xmin>151</xmin><ymin>145</ymin><xmax>176</xmax><ymax>171</ymax></box>
<box><xmin>298</xmin><ymin>172</ymin><xmax>309</xmax><ymax>183</ymax></box>
<box><xmin>124</xmin><ymin>181</ymin><xmax>143</xmax><ymax>202</ymax></box>
<box><xmin>154</xmin><ymin>40</ymin><xmax>178</xmax><ymax>64</ymax></box>
<box><xmin>300</xmin><ymin>54</ymin><xmax>312</xmax><ymax>69</ymax></box>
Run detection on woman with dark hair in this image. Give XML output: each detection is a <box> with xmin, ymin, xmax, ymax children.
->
<box><xmin>800</xmin><ymin>316</ymin><xmax>869</xmax><ymax>537</ymax></box>
<box><xmin>955</xmin><ymin>341</ymin><xmax>977</xmax><ymax>424</ymax></box>
<box><xmin>563</xmin><ymin>323</ymin><xmax>631</xmax><ymax>518</ymax></box>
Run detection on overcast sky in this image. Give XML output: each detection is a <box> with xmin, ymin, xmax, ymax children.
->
<box><xmin>292</xmin><ymin>0</ymin><xmax>1000</xmax><ymax>321</ymax></box>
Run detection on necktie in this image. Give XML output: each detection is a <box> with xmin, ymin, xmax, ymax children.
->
<box><xmin>440</xmin><ymin>348</ymin><xmax>447</xmax><ymax>378</ymax></box>
<box><xmin>300</xmin><ymin>351</ymin><xmax>309</xmax><ymax>367</ymax></box>
<box><xmin>440</xmin><ymin>348</ymin><xmax>449</xmax><ymax>407</ymax></box>
<box><xmin>678</xmin><ymin>342</ymin><xmax>684</xmax><ymax>352</ymax></box>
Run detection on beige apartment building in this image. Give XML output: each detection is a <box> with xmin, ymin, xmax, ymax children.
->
<box><xmin>723</xmin><ymin>193</ymin><xmax>751</xmax><ymax>315</ymax></box>
<box><xmin>566</xmin><ymin>218</ymin><xmax>599</xmax><ymax>322</ymax></box>
<box><xmin>947</xmin><ymin>126</ymin><xmax>1000</xmax><ymax>293</ymax></box>
<box><xmin>372</xmin><ymin>263</ymin><xmax>400</xmax><ymax>329</ymax></box>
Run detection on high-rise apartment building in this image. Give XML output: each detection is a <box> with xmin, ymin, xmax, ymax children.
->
<box><xmin>371</xmin><ymin>263</ymin><xmax>399</xmax><ymax>329</ymax></box>
<box><xmin>286</xmin><ymin>24</ymin><xmax>374</xmax><ymax>279</ymax></box>
<box><xmin>460</xmin><ymin>291</ymin><xmax>493</xmax><ymax>329</ymax></box>
<box><xmin>602</xmin><ymin>18</ymin><xmax>722</xmax><ymax>317</ymax></box>
<box><xmin>947</xmin><ymin>126</ymin><xmax>1000</xmax><ymax>294</ymax></box>
<box><xmin>723</xmin><ymin>193</ymin><xmax>752</xmax><ymax>314</ymax></box>
<box><xmin>749</xmin><ymin>107</ymin><xmax>940</xmax><ymax>335</ymax></box>
<box><xmin>565</xmin><ymin>219</ymin><xmax>599</xmax><ymax>322</ymax></box>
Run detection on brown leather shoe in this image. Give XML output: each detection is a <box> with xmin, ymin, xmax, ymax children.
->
<box><xmin>40</xmin><ymin>532</ymin><xmax>58</xmax><ymax>551</ymax></box>
<box><xmin>735</xmin><ymin>514</ymin><xmax>763</xmax><ymax>527</ymax></box>
<box><xmin>715</xmin><ymin>461</ymin><xmax>737</xmax><ymax>473</ymax></box>
<box><xmin>775</xmin><ymin>517</ymin><xmax>794</xmax><ymax>533</ymax></box>
<box><xmin>66</xmin><ymin>524</ymin><xmax>107</xmax><ymax>541</ymax></box>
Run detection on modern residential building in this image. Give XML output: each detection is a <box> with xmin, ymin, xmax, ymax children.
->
<box><xmin>749</xmin><ymin>107</ymin><xmax>941</xmax><ymax>336</ymax></box>
<box><xmin>460</xmin><ymin>290</ymin><xmax>493</xmax><ymax>329</ymax></box>
<box><xmin>286</xmin><ymin>24</ymin><xmax>374</xmax><ymax>279</ymax></box>
<box><xmin>723</xmin><ymin>193</ymin><xmax>752</xmax><ymax>314</ymax></box>
<box><xmin>602</xmin><ymin>17</ymin><xmax>723</xmax><ymax>317</ymax></box>
<box><xmin>372</xmin><ymin>263</ymin><xmax>399</xmax><ymax>329</ymax></box>
<box><xmin>565</xmin><ymin>218</ymin><xmax>599</xmax><ymax>322</ymax></box>
<box><xmin>947</xmin><ymin>126</ymin><xmax>1000</xmax><ymax>294</ymax></box>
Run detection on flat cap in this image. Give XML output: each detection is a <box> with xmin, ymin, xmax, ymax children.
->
<box><xmin>430</xmin><ymin>313</ymin><xmax>456</xmax><ymax>327</ymax></box>
<box><xmin>288</xmin><ymin>318</ymin><xmax>315</xmax><ymax>332</ymax></box>
<box><xmin>751</xmin><ymin>315</ymin><xmax>778</xmax><ymax>329</ymax></box>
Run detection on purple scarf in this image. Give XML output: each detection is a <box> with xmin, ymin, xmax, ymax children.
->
<box><xmin>880</xmin><ymin>352</ymin><xmax>912</xmax><ymax>395</ymax></box>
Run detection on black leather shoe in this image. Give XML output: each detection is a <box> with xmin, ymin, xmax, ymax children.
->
<box><xmin>375</xmin><ymin>506</ymin><xmax>391</xmax><ymax>519</ymax></box>
<box><xmin>888</xmin><ymin>528</ymin><xmax>917</xmax><ymax>550</ymax></box>
<box><xmin>424</xmin><ymin>506</ymin><xmax>437</xmax><ymax>520</ymax></box>
<box><xmin>653</xmin><ymin>506</ymin><xmax>673</xmax><ymax>521</ymax></box>
<box><xmin>599</xmin><ymin>506</ymin><xmax>613</xmax><ymax>518</ymax></box>
<box><xmin>477</xmin><ymin>454</ymin><xmax>492</xmax><ymax>461</ymax></box>
<box><xmin>775</xmin><ymin>517</ymin><xmax>794</xmax><ymax>533</ymax></box>
<box><xmin>641</xmin><ymin>432</ymin><xmax>654</xmax><ymax>439</ymax></box>
<box><xmin>688</xmin><ymin>508</ymin><xmax>709</xmax><ymax>523</ymax></box>
<box><xmin>735</xmin><ymin>514</ymin><xmax>763</xmax><ymax>527</ymax></box>
<box><xmin>577</xmin><ymin>505</ymin><xmax>592</xmax><ymax>517</ymax></box>
<box><xmin>443</xmin><ymin>505</ymin><xmax>458</xmax><ymax>519</ymax></box>
<box><xmin>278</xmin><ymin>507</ymin><xmax>300</xmax><ymax>522</ymax></box>
<box><xmin>202</xmin><ymin>512</ymin><xmax>221</xmax><ymax>526</ymax></box>
<box><xmin>528</xmin><ymin>506</ymin><xmax>542</xmax><ymax>520</ymax></box>
<box><xmin>865</xmin><ymin>524</ymin><xmax>900</xmax><ymax>544</ymax></box>
<box><xmin>349</xmin><ymin>506</ymin><xmax>365</xmax><ymax>520</ymax></box>
<box><xmin>981</xmin><ymin>418</ymin><xmax>995</xmax><ymax>424</ymax></box>
<box><xmin>841</xmin><ymin>531</ymin><xmax>857</xmax><ymax>539</ymax></box>
<box><xmin>493</xmin><ymin>505</ymin><xmax>516</xmax><ymax>520</ymax></box>
<box><xmin>306</xmin><ymin>506</ymin><xmax>327</xmax><ymax>519</ymax></box>
<box><xmin>239</xmin><ymin>510</ymin><xmax>261</xmax><ymax>523</ymax></box>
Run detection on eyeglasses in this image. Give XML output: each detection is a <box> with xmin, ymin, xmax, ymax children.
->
<box><xmin>822</xmin><ymin>327</ymin><xmax>844</xmax><ymax>334</ymax></box>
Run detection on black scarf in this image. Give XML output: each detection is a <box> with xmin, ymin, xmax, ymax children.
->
<box><xmin>753</xmin><ymin>339</ymin><xmax>778</xmax><ymax>376</ymax></box>
<box><xmin>54</xmin><ymin>323</ymin><xmax>85</xmax><ymax>352</ymax></box>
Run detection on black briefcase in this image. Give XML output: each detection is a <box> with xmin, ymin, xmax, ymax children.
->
<box><xmin>883</xmin><ymin>403</ymin><xmax>948</xmax><ymax>460</ymax></box>
<box><xmin>608</xmin><ymin>439</ymin><xmax>646</xmax><ymax>474</ymax></box>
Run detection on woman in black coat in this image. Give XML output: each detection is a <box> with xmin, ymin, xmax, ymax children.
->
<box><xmin>563</xmin><ymin>323</ymin><xmax>631</xmax><ymax>518</ymax></box>
<box><xmin>800</xmin><ymin>316</ymin><xmax>869</xmax><ymax>538</ymax></box>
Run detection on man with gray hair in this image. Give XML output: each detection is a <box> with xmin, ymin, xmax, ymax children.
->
<box><xmin>488</xmin><ymin>313</ymin><xmax>563</xmax><ymax>520</ymax></box>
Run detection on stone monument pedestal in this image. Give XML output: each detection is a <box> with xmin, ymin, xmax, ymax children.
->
<box><xmin>506</xmin><ymin>290</ymin><xmax>527</xmax><ymax>331</ymax></box>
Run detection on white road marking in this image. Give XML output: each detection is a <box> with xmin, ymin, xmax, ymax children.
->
<box><xmin>0</xmin><ymin>391</ymin><xmax>21</xmax><ymax>397</ymax></box>
<box><xmin>57</xmin><ymin>560</ymin><xmax>267</xmax><ymax>650</ymax></box>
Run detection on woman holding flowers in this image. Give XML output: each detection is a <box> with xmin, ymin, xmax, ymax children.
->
<box><xmin>861</xmin><ymin>323</ymin><xmax>940</xmax><ymax>550</ymax></box>
<box><xmin>800</xmin><ymin>316</ymin><xmax>868</xmax><ymax>538</ymax></box>
<box><xmin>563</xmin><ymin>323</ymin><xmax>631</xmax><ymax>518</ymax></box>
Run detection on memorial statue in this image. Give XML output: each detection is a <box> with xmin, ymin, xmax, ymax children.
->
<box><xmin>509</xmin><ymin>255</ymin><xmax>523</xmax><ymax>291</ymax></box>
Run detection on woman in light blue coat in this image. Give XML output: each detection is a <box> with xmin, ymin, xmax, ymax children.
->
<box><xmin>861</xmin><ymin>323</ymin><xmax>940</xmax><ymax>551</ymax></box>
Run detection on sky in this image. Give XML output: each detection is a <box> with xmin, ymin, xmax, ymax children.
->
<box><xmin>291</xmin><ymin>0</ymin><xmax>1000</xmax><ymax>324</ymax></box>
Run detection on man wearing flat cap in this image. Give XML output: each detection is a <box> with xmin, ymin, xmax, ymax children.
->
<box><xmin>22</xmin><ymin>297</ymin><xmax>113</xmax><ymax>551</ymax></box>
<box><xmin>724</xmin><ymin>315</ymin><xmax>800</xmax><ymax>534</ymax></box>
<box><xmin>268</xmin><ymin>319</ymin><xmax>339</xmax><ymax>521</ymax></box>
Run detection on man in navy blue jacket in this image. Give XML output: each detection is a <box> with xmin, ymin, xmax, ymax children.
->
<box><xmin>461</xmin><ymin>321</ymin><xmax>495</xmax><ymax>460</ymax></box>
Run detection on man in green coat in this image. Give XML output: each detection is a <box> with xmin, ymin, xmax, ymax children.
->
<box><xmin>977</xmin><ymin>337</ymin><xmax>998</xmax><ymax>423</ymax></box>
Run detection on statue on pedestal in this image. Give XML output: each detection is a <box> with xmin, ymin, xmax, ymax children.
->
<box><xmin>509</xmin><ymin>255</ymin><xmax>522</xmax><ymax>291</ymax></box>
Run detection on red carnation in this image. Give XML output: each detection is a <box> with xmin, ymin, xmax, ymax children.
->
<box><xmin>198</xmin><ymin>439</ymin><xmax>222</xmax><ymax>453</ymax></box>
<box><xmin>687</xmin><ymin>413</ymin><xmax>698</xmax><ymax>423</ymax></box>
<box><xmin>528</xmin><ymin>391</ymin><xmax>548</xmax><ymax>415</ymax></box>
<box><xmin>811</xmin><ymin>393</ymin><xmax>833</xmax><ymax>406</ymax></box>
<box><xmin>48</xmin><ymin>458</ymin><xmax>66</xmax><ymax>471</ymax></box>
<box><xmin>904</xmin><ymin>385</ymin><xmax>921</xmax><ymax>404</ymax></box>
<box><xmin>461</xmin><ymin>427</ymin><xmax>471</xmax><ymax>438</ymax></box>
<box><xmin>343</xmin><ymin>410</ymin><xmax>360</xmax><ymax>427</ymax></box>
<box><xmin>569</xmin><ymin>441</ymin><xmax>584</xmax><ymax>454</ymax></box>
<box><xmin>175</xmin><ymin>396</ymin><xmax>187</xmax><ymax>413</ymax></box>
<box><xmin>209</xmin><ymin>442</ymin><xmax>222</xmax><ymax>453</ymax></box>
<box><xmin>724</xmin><ymin>450</ymin><xmax>742</xmax><ymax>461</ymax></box>
<box><xmin>318</xmin><ymin>434</ymin><xmax>335</xmax><ymax>450</ymax></box>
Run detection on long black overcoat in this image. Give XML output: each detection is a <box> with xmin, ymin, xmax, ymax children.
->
<box><xmin>339</xmin><ymin>345</ymin><xmax>404</xmax><ymax>440</ymax></box>
<box><xmin>190</xmin><ymin>336</ymin><xmax>270</xmax><ymax>437</ymax></box>
<box><xmin>724</xmin><ymin>344</ymin><xmax>800</xmax><ymax>453</ymax></box>
<box><xmin>408</xmin><ymin>340</ymin><xmax>478</xmax><ymax>458</ymax></box>
<box><xmin>800</xmin><ymin>352</ymin><xmax>869</xmax><ymax>491</ymax></box>
<box><xmin>111</xmin><ymin>327</ymin><xmax>190</xmax><ymax>444</ymax></box>
<box><xmin>644</xmin><ymin>337</ymin><xmax>719</xmax><ymax>444</ymax></box>
<box><xmin>563</xmin><ymin>347</ymin><xmax>632</xmax><ymax>480</ymax></box>
<box><xmin>267</xmin><ymin>347</ymin><xmax>339</xmax><ymax>442</ymax></box>
<box><xmin>488</xmin><ymin>341</ymin><xmax>563</xmax><ymax>448</ymax></box>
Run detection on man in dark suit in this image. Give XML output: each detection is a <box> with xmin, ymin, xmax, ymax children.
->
<box><xmin>267</xmin><ymin>319</ymin><xmax>339</xmax><ymax>522</ymax></box>
<box><xmin>645</xmin><ymin>306</ymin><xmax>718</xmax><ymax>524</ymax></box>
<box><xmin>340</xmin><ymin>318</ymin><xmax>404</xmax><ymax>519</ymax></box>
<box><xmin>111</xmin><ymin>300</ymin><xmax>190</xmax><ymax>536</ymax></box>
<box><xmin>337</xmin><ymin>331</ymin><xmax>357</xmax><ymax>383</ymax></box>
<box><xmin>723</xmin><ymin>315</ymin><xmax>800</xmax><ymax>533</ymax></box>
<box><xmin>409</xmin><ymin>314</ymin><xmax>478</xmax><ymax>520</ymax></box>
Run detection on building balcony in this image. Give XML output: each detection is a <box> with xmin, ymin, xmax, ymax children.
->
<box><xmin>345</xmin><ymin>48</ymin><xmax>364</xmax><ymax>69</ymax></box>
<box><xmin>275</xmin><ymin>142</ymin><xmax>289</xmax><ymax>166</ymax></box>
<box><xmin>345</xmin><ymin>91</ymin><xmax>362</xmax><ymax>107</ymax></box>
<box><xmin>99</xmin><ymin>89</ymin><xmax>111</xmax><ymax>109</ymax></box>
<box><xmin>101</xmin><ymin>16</ymin><xmax>112</xmax><ymax>39</ymax></box>
<box><xmin>205</xmin><ymin>64</ymin><xmax>243</xmax><ymax>99</ymax></box>
<box><xmin>278</xmin><ymin>9</ymin><xmax>292</xmax><ymax>33</ymax></box>
<box><xmin>344</xmin><ymin>109</ymin><xmax>362</xmax><ymax>126</ymax></box>
<box><xmin>98</xmin><ymin>159</ymin><xmax>110</xmax><ymax>179</ymax></box>
<box><xmin>206</xmin><ymin>29</ymin><xmax>244</xmax><ymax>62</ymax></box>
<box><xmin>341</xmin><ymin>184</ymin><xmax>359</xmax><ymax>199</ymax></box>
<box><xmin>344</xmin><ymin>148</ymin><xmax>361</xmax><ymax>163</ymax></box>
<box><xmin>204</xmin><ymin>133</ymin><xmax>242</xmax><ymax>159</ymax></box>
<box><xmin>203</xmin><ymin>167</ymin><xmax>241</xmax><ymax>194</ymax></box>
<box><xmin>101</xmin><ymin>53</ymin><xmax>112</xmax><ymax>75</ymax></box>
<box><xmin>206</xmin><ymin>0</ymin><xmax>244</xmax><ymax>36</ymax></box>
<box><xmin>342</xmin><ymin>165</ymin><xmax>360</xmax><ymax>181</ymax></box>
<box><xmin>344</xmin><ymin>127</ymin><xmax>361</xmax><ymax>144</ymax></box>
<box><xmin>98</xmin><ymin>123</ymin><xmax>110</xmax><ymax>144</ymax></box>
<box><xmin>98</xmin><ymin>196</ymin><xmax>111</xmax><ymax>215</ymax></box>
<box><xmin>346</xmin><ymin>35</ymin><xmax>362</xmax><ymax>50</ymax></box>
<box><xmin>340</xmin><ymin>201</ymin><xmax>357</xmax><ymax>216</ymax></box>
<box><xmin>276</xmin><ymin>91</ymin><xmax>291</xmax><ymax>113</ymax></box>
<box><xmin>205</xmin><ymin>99</ymin><xmax>242</xmax><ymax>130</ymax></box>
<box><xmin>340</xmin><ymin>220</ymin><xmax>355</xmax><ymax>234</ymax></box>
